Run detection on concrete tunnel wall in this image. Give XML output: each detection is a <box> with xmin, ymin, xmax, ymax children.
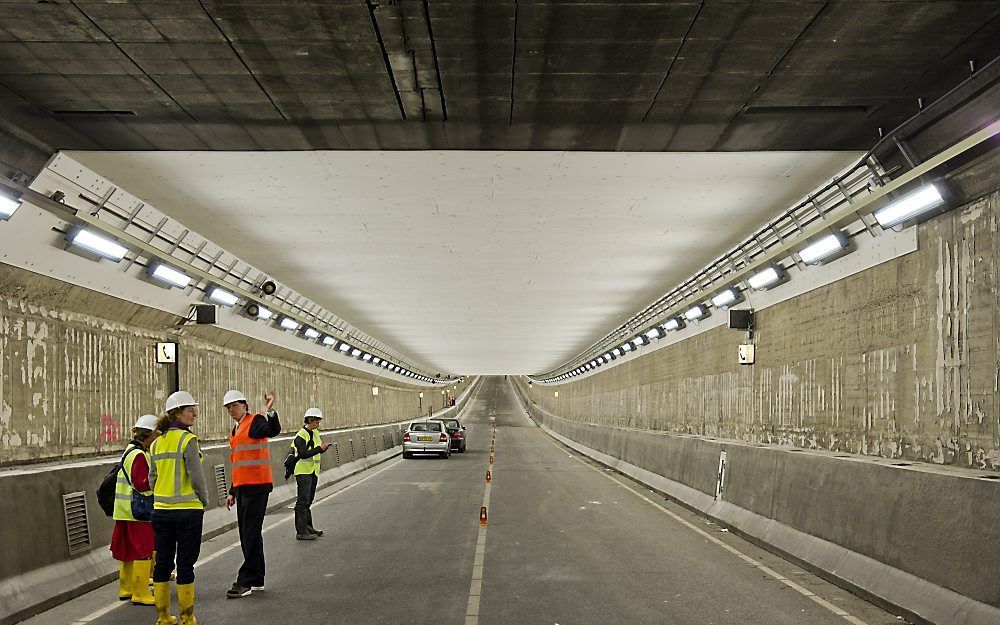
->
<box><xmin>525</xmin><ymin>188</ymin><xmax>1000</xmax><ymax>473</ymax></box>
<box><xmin>514</xmin><ymin>184</ymin><xmax>1000</xmax><ymax>622</ymax></box>
<box><xmin>0</xmin><ymin>266</ymin><xmax>471</xmax><ymax>464</ymax></box>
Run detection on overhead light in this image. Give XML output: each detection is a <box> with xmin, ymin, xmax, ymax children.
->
<box><xmin>362</xmin><ymin>353</ymin><xmax>372</xmax><ymax>361</ymax></box>
<box><xmin>350</xmin><ymin>348</ymin><xmax>361</xmax><ymax>357</ymax></box>
<box><xmin>633</xmin><ymin>335</ymin><xmax>649</xmax><ymax>346</ymax></box>
<box><xmin>260</xmin><ymin>280</ymin><xmax>277</xmax><ymax>295</ymax></box>
<box><xmin>322</xmin><ymin>335</ymin><xmax>336</xmax><ymax>346</ymax></box>
<box><xmin>208</xmin><ymin>286</ymin><xmax>239</xmax><ymax>307</ymax></box>
<box><xmin>149</xmin><ymin>263</ymin><xmax>191</xmax><ymax>288</ymax></box>
<box><xmin>68</xmin><ymin>228</ymin><xmax>128</xmax><ymax>261</ymax></box>
<box><xmin>873</xmin><ymin>183</ymin><xmax>945</xmax><ymax>228</ymax></box>
<box><xmin>611</xmin><ymin>348</ymin><xmax>622</xmax><ymax>357</ymax></box>
<box><xmin>279</xmin><ymin>316</ymin><xmax>299</xmax><ymax>331</ymax></box>
<box><xmin>303</xmin><ymin>327</ymin><xmax>320</xmax><ymax>339</ymax></box>
<box><xmin>799</xmin><ymin>231</ymin><xmax>848</xmax><ymax>264</ymax></box>
<box><xmin>245</xmin><ymin>302</ymin><xmax>273</xmax><ymax>320</ymax></box>
<box><xmin>602</xmin><ymin>352</ymin><xmax>611</xmax><ymax>360</ymax></box>
<box><xmin>664</xmin><ymin>317</ymin><xmax>684</xmax><ymax>331</ymax></box>
<box><xmin>621</xmin><ymin>342</ymin><xmax>633</xmax><ymax>352</ymax></box>
<box><xmin>748</xmin><ymin>266</ymin><xmax>786</xmax><ymax>290</ymax></box>
<box><xmin>597</xmin><ymin>357</ymin><xmax>604</xmax><ymax>364</ymax></box>
<box><xmin>645</xmin><ymin>327</ymin><xmax>665</xmax><ymax>340</ymax></box>
<box><xmin>372</xmin><ymin>357</ymin><xmax>381</xmax><ymax>365</ymax></box>
<box><xmin>684</xmin><ymin>305</ymin><xmax>707</xmax><ymax>321</ymax></box>
<box><xmin>711</xmin><ymin>288</ymin><xmax>740</xmax><ymax>309</ymax></box>
<box><xmin>0</xmin><ymin>194</ymin><xmax>21</xmax><ymax>220</ymax></box>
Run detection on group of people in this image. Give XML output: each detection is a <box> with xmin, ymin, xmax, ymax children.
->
<box><xmin>110</xmin><ymin>389</ymin><xmax>332</xmax><ymax>624</ymax></box>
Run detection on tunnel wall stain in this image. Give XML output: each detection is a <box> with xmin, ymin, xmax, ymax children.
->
<box><xmin>525</xmin><ymin>190</ymin><xmax>1000</xmax><ymax>471</ymax></box>
<box><xmin>0</xmin><ymin>270</ymin><xmax>470</xmax><ymax>465</ymax></box>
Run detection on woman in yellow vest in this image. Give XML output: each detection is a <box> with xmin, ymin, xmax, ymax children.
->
<box><xmin>110</xmin><ymin>414</ymin><xmax>159</xmax><ymax>606</ymax></box>
<box><xmin>293</xmin><ymin>407</ymin><xmax>330</xmax><ymax>540</ymax></box>
<box><xmin>149</xmin><ymin>391</ymin><xmax>209</xmax><ymax>625</ymax></box>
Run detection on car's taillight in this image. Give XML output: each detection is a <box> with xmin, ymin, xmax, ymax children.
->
<box><xmin>452</xmin><ymin>430</ymin><xmax>462</xmax><ymax>438</ymax></box>
<box><xmin>439</xmin><ymin>433</ymin><xmax>448</xmax><ymax>442</ymax></box>
<box><xmin>403</xmin><ymin>432</ymin><xmax>410</xmax><ymax>442</ymax></box>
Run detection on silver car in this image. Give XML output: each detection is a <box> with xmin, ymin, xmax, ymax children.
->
<box><xmin>402</xmin><ymin>421</ymin><xmax>450</xmax><ymax>459</ymax></box>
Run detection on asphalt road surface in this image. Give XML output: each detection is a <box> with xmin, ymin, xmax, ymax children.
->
<box><xmin>26</xmin><ymin>377</ymin><xmax>904</xmax><ymax>625</ymax></box>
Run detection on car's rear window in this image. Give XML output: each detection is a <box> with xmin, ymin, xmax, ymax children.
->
<box><xmin>410</xmin><ymin>422</ymin><xmax>441</xmax><ymax>432</ymax></box>
<box><xmin>440</xmin><ymin>420</ymin><xmax>459</xmax><ymax>428</ymax></box>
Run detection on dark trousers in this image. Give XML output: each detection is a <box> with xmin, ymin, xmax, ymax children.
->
<box><xmin>294</xmin><ymin>473</ymin><xmax>318</xmax><ymax>535</ymax></box>
<box><xmin>235</xmin><ymin>491</ymin><xmax>269</xmax><ymax>587</ymax></box>
<box><xmin>151</xmin><ymin>509</ymin><xmax>204</xmax><ymax>584</ymax></box>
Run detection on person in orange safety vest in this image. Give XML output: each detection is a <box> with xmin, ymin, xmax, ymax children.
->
<box><xmin>223</xmin><ymin>388</ymin><xmax>280</xmax><ymax>599</ymax></box>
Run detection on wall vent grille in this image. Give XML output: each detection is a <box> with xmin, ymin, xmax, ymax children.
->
<box><xmin>214</xmin><ymin>464</ymin><xmax>228</xmax><ymax>505</ymax></box>
<box><xmin>349</xmin><ymin>439</ymin><xmax>355</xmax><ymax>461</ymax></box>
<box><xmin>63</xmin><ymin>491</ymin><xmax>91</xmax><ymax>557</ymax></box>
<box><xmin>333</xmin><ymin>442</ymin><xmax>340</xmax><ymax>465</ymax></box>
<box><xmin>361</xmin><ymin>436</ymin><xmax>367</xmax><ymax>457</ymax></box>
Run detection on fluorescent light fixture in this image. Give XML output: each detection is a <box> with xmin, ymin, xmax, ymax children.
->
<box><xmin>874</xmin><ymin>183</ymin><xmax>945</xmax><ymax>228</ymax></box>
<box><xmin>279</xmin><ymin>317</ymin><xmax>299</xmax><ymax>331</ymax></box>
<box><xmin>208</xmin><ymin>286</ymin><xmax>239</xmax><ymax>307</ymax></box>
<box><xmin>256</xmin><ymin>305</ymin><xmax>273</xmax><ymax>321</ymax></box>
<box><xmin>634</xmin><ymin>335</ymin><xmax>648</xmax><ymax>346</ymax></box>
<box><xmin>69</xmin><ymin>229</ymin><xmax>128</xmax><ymax>261</ymax></box>
<box><xmin>711</xmin><ymin>288</ymin><xmax>739</xmax><ymax>309</ymax></box>
<box><xmin>612</xmin><ymin>348</ymin><xmax>622</xmax><ymax>357</ymax></box>
<box><xmin>303</xmin><ymin>327</ymin><xmax>320</xmax><ymax>339</ymax></box>
<box><xmin>350</xmin><ymin>348</ymin><xmax>361</xmax><ymax>357</ymax></box>
<box><xmin>362</xmin><ymin>353</ymin><xmax>372</xmax><ymax>361</ymax></box>
<box><xmin>372</xmin><ymin>357</ymin><xmax>381</xmax><ymax>365</ymax></box>
<box><xmin>748</xmin><ymin>266</ymin><xmax>784</xmax><ymax>290</ymax></box>
<box><xmin>664</xmin><ymin>317</ymin><xmax>683</xmax><ymax>331</ymax></box>
<box><xmin>337</xmin><ymin>342</ymin><xmax>350</xmax><ymax>352</ymax></box>
<box><xmin>597</xmin><ymin>357</ymin><xmax>604</xmax><ymax>364</ymax></box>
<box><xmin>621</xmin><ymin>342</ymin><xmax>633</xmax><ymax>352</ymax></box>
<box><xmin>149</xmin><ymin>263</ymin><xmax>191</xmax><ymax>288</ymax></box>
<box><xmin>645</xmin><ymin>327</ymin><xmax>664</xmax><ymax>340</ymax></box>
<box><xmin>322</xmin><ymin>336</ymin><xmax>336</xmax><ymax>346</ymax></box>
<box><xmin>799</xmin><ymin>231</ymin><xmax>847</xmax><ymax>264</ymax></box>
<box><xmin>0</xmin><ymin>195</ymin><xmax>20</xmax><ymax>219</ymax></box>
<box><xmin>602</xmin><ymin>352</ymin><xmax>611</xmax><ymax>360</ymax></box>
<box><xmin>684</xmin><ymin>305</ymin><xmax>707</xmax><ymax>321</ymax></box>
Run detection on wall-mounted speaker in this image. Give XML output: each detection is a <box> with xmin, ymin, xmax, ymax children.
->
<box><xmin>728</xmin><ymin>309</ymin><xmax>753</xmax><ymax>330</ymax></box>
<box><xmin>194</xmin><ymin>304</ymin><xmax>217</xmax><ymax>325</ymax></box>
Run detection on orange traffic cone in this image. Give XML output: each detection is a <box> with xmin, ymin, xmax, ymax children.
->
<box><xmin>480</xmin><ymin>507</ymin><xmax>488</xmax><ymax>526</ymax></box>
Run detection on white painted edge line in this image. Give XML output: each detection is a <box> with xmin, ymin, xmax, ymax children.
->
<box><xmin>538</xmin><ymin>431</ymin><xmax>872</xmax><ymax>625</ymax></box>
<box><xmin>71</xmin><ymin>459</ymin><xmax>401</xmax><ymax>624</ymax></box>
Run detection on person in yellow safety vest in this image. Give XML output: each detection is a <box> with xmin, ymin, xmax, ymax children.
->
<box><xmin>110</xmin><ymin>414</ymin><xmax>159</xmax><ymax>606</ymax></box>
<box><xmin>292</xmin><ymin>408</ymin><xmax>331</xmax><ymax>540</ymax></box>
<box><xmin>223</xmin><ymin>388</ymin><xmax>281</xmax><ymax>599</ymax></box>
<box><xmin>149</xmin><ymin>391</ymin><xmax>209</xmax><ymax>625</ymax></box>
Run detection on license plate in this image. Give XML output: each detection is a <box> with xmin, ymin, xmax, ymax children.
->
<box><xmin>417</xmin><ymin>436</ymin><xmax>433</xmax><ymax>442</ymax></box>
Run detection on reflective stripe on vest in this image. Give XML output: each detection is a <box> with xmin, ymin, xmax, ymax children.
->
<box><xmin>151</xmin><ymin>429</ymin><xmax>204</xmax><ymax>510</ymax></box>
<box><xmin>112</xmin><ymin>444</ymin><xmax>151</xmax><ymax>521</ymax></box>
<box><xmin>229</xmin><ymin>414</ymin><xmax>273</xmax><ymax>487</ymax></box>
<box><xmin>293</xmin><ymin>428</ymin><xmax>322</xmax><ymax>476</ymax></box>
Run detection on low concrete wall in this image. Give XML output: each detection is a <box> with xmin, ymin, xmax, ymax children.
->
<box><xmin>0</xmin><ymin>378</ymin><xmax>481</xmax><ymax>625</ymax></box>
<box><xmin>509</xmin><ymin>380</ymin><xmax>1000</xmax><ymax>625</ymax></box>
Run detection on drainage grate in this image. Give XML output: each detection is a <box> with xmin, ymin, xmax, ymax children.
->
<box><xmin>63</xmin><ymin>491</ymin><xmax>90</xmax><ymax>557</ymax></box>
<box><xmin>214</xmin><ymin>464</ymin><xmax>228</xmax><ymax>505</ymax></box>
<box><xmin>333</xmin><ymin>442</ymin><xmax>340</xmax><ymax>465</ymax></box>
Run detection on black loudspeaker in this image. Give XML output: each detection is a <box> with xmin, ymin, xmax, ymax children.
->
<box><xmin>194</xmin><ymin>304</ymin><xmax>218</xmax><ymax>325</ymax></box>
<box><xmin>728</xmin><ymin>309</ymin><xmax>753</xmax><ymax>330</ymax></box>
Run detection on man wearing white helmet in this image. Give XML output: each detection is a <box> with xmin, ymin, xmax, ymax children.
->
<box><xmin>291</xmin><ymin>407</ymin><xmax>331</xmax><ymax>540</ymax></box>
<box><xmin>223</xmin><ymin>389</ymin><xmax>281</xmax><ymax>599</ymax></box>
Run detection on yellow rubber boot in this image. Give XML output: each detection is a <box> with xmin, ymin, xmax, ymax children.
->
<box><xmin>130</xmin><ymin>560</ymin><xmax>155</xmax><ymax>605</ymax></box>
<box><xmin>117</xmin><ymin>562</ymin><xmax>133</xmax><ymax>600</ymax></box>
<box><xmin>177</xmin><ymin>582</ymin><xmax>196</xmax><ymax>625</ymax></box>
<box><xmin>153</xmin><ymin>582</ymin><xmax>177</xmax><ymax>625</ymax></box>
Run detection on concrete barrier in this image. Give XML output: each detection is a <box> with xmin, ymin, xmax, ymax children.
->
<box><xmin>508</xmin><ymin>380</ymin><xmax>1000</xmax><ymax>625</ymax></box>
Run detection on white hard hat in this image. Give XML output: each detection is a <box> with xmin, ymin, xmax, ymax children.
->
<box><xmin>165</xmin><ymin>391</ymin><xmax>198</xmax><ymax>412</ymax></box>
<box><xmin>223</xmin><ymin>389</ymin><xmax>248</xmax><ymax>406</ymax></box>
<box><xmin>134</xmin><ymin>414</ymin><xmax>158</xmax><ymax>430</ymax></box>
<box><xmin>304</xmin><ymin>407</ymin><xmax>323</xmax><ymax>420</ymax></box>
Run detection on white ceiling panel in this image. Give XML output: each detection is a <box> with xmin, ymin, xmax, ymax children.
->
<box><xmin>64</xmin><ymin>150</ymin><xmax>861</xmax><ymax>374</ymax></box>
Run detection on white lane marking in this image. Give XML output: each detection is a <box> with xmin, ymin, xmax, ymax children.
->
<box><xmin>541</xmin><ymin>435</ymin><xmax>872</xmax><ymax>625</ymax></box>
<box><xmin>465</xmin><ymin>389</ymin><xmax>498</xmax><ymax>625</ymax></box>
<box><xmin>71</xmin><ymin>459</ymin><xmax>402</xmax><ymax>623</ymax></box>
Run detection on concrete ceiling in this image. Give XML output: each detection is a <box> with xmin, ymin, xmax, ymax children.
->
<box><xmin>1</xmin><ymin>1</ymin><xmax>998</xmax><ymax>156</ymax></box>
<box><xmin>66</xmin><ymin>149</ymin><xmax>860</xmax><ymax>374</ymax></box>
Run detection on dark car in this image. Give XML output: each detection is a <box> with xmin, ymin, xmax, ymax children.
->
<box><xmin>430</xmin><ymin>417</ymin><xmax>466</xmax><ymax>453</ymax></box>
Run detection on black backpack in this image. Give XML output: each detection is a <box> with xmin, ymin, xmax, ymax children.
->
<box><xmin>283</xmin><ymin>429</ymin><xmax>314</xmax><ymax>480</ymax></box>
<box><xmin>96</xmin><ymin>444</ymin><xmax>138</xmax><ymax>517</ymax></box>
